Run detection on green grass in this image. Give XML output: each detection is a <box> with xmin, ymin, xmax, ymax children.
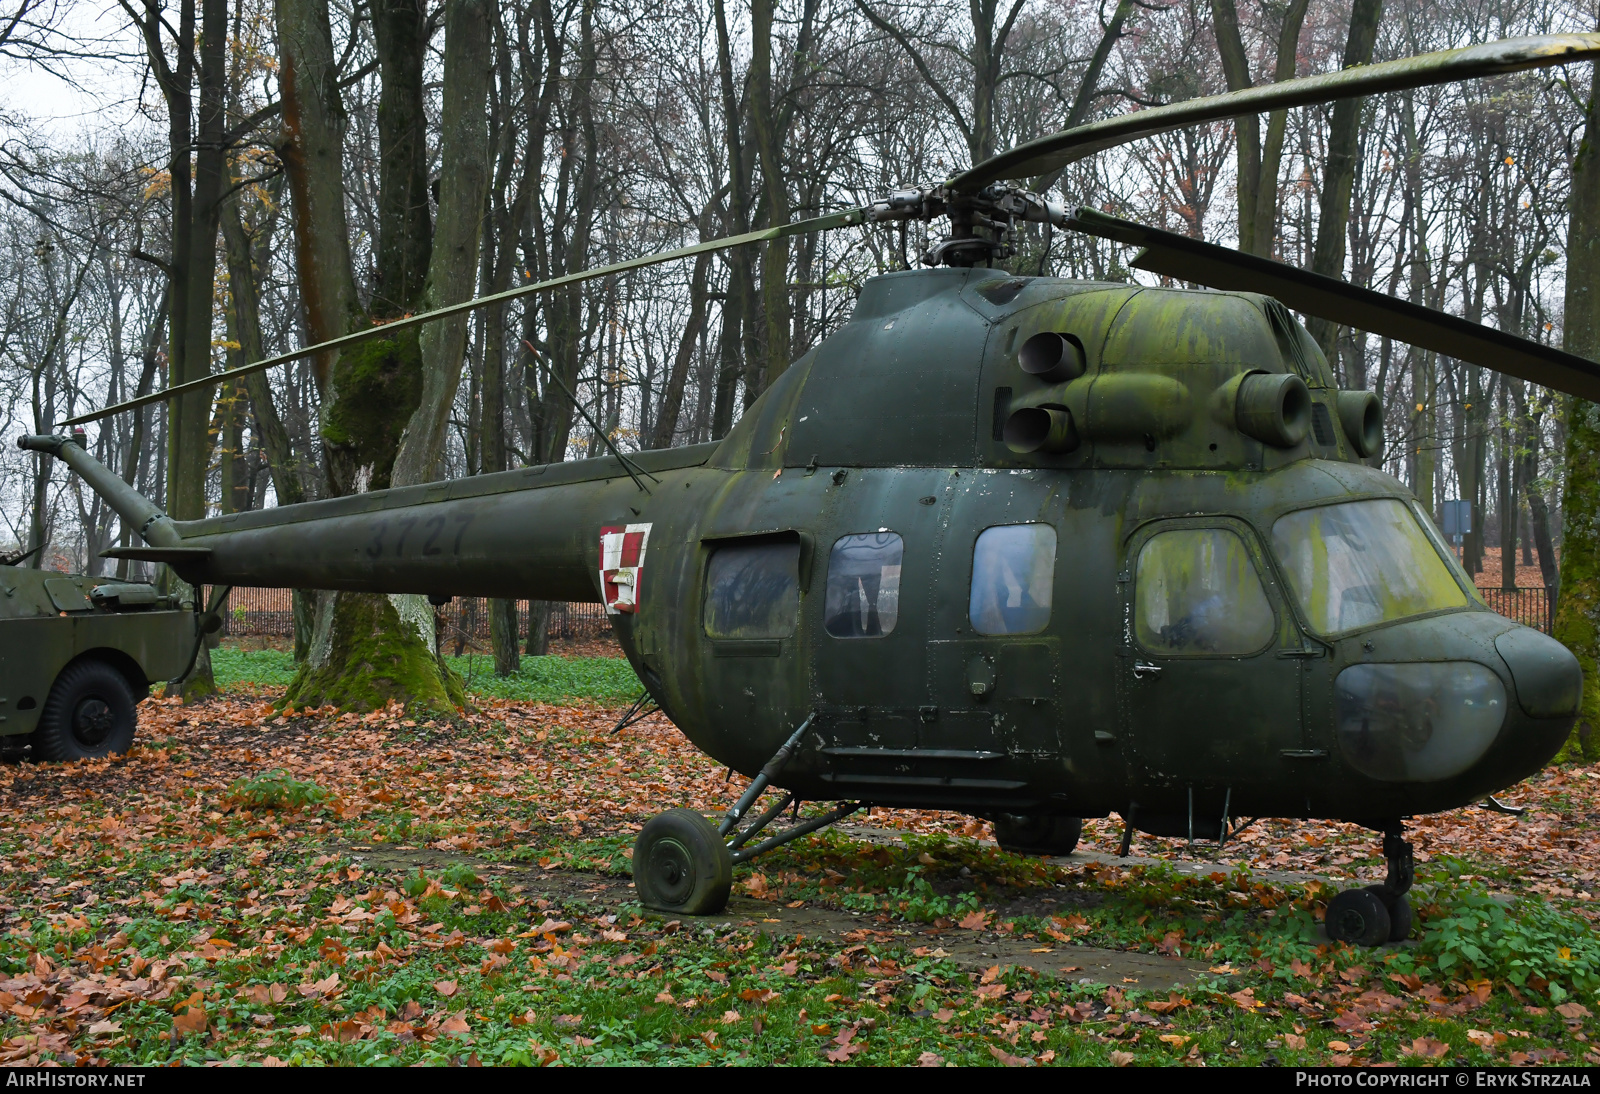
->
<box><xmin>211</xmin><ymin>647</ymin><xmax>300</xmax><ymax>688</ymax></box>
<box><xmin>447</xmin><ymin>653</ymin><xmax>642</xmax><ymax>702</ymax></box>
<box><xmin>209</xmin><ymin>646</ymin><xmax>642</xmax><ymax>704</ymax></box>
<box><xmin>224</xmin><ymin>770</ymin><xmax>330</xmax><ymax>812</ymax></box>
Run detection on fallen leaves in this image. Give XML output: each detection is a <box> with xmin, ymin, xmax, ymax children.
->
<box><xmin>242</xmin><ymin>983</ymin><xmax>288</xmax><ymax>1005</ymax></box>
<box><xmin>1147</xmin><ymin>993</ymin><xmax>1190</xmax><ymax>1015</ymax></box>
<box><xmin>987</xmin><ymin>1043</ymin><xmax>1032</xmax><ymax>1066</ymax></box>
<box><xmin>1226</xmin><ymin>988</ymin><xmax>1262</xmax><ymax>1011</ymax></box>
<box><xmin>824</xmin><ymin>1026</ymin><xmax>865</xmax><ymax>1062</ymax></box>
<box><xmin>296</xmin><ymin>972</ymin><xmax>341</xmax><ymax>999</ymax></box>
<box><xmin>4</xmin><ymin>675</ymin><xmax>1599</xmax><ymax>1069</ymax></box>
<box><xmin>170</xmin><ymin>1005</ymin><xmax>207</xmax><ymax>1038</ymax></box>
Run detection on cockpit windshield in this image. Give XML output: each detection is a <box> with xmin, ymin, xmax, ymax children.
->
<box><xmin>1270</xmin><ymin>498</ymin><xmax>1468</xmax><ymax>635</ymax></box>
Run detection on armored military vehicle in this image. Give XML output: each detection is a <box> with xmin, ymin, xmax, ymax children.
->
<box><xmin>0</xmin><ymin>561</ymin><xmax>196</xmax><ymax>761</ymax></box>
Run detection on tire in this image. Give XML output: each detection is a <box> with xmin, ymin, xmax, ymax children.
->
<box><xmin>633</xmin><ymin>807</ymin><xmax>733</xmax><ymax>916</ymax></box>
<box><xmin>994</xmin><ymin>814</ymin><xmax>1082</xmax><ymax>857</ymax></box>
<box><xmin>1367</xmin><ymin>886</ymin><xmax>1413</xmax><ymax>943</ymax></box>
<box><xmin>32</xmin><ymin>659</ymin><xmax>137</xmax><ymax>761</ymax></box>
<box><xmin>1324</xmin><ymin>888</ymin><xmax>1392</xmax><ymax>947</ymax></box>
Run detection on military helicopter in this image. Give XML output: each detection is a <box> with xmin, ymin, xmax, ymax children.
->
<box><xmin>31</xmin><ymin>34</ymin><xmax>1600</xmax><ymax>946</ymax></box>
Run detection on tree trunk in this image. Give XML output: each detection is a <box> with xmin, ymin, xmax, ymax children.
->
<box><xmin>649</xmin><ymin>245</ymin><xmax>712</xmax><ymax>450</ymax></box>
<box><xmin>525</xmin><ymin>600</ymin><xmax>551</xmax><ymax>657</ymax></box>
<box><xmin>482</xmin><ymin>24</ymin><xmax>522</xmax><ymax>678</ymax></box>
<box><xmin>1211</xmin><ymin>0</ymin><xmax>1309</xmax><ymax>257</ymax></box>
<box><xmin>275</xmin><ymin>0</ymin><xmax>469</xmax><ymax>712</ymax></box>
<box><xmin>749</xmin><ymin>0</ymin><xmax>790</xmax><ymax>393</ymax></box>
<box><xmin>130</xmin><ymin>0</ymin><xmax>231</xmax><ymax>697</ymax></box>
<box><xmin>1500</xmin><ymin>381</ymin><xmax>1517</xmax><ymax>590</ymax></box>
<box><xmin>391</xmin><ymin>0</ymin><xmax>494</xmax><ymax>487</ymax></box>
<box><xmin>1305</xmin><ymin>0</ymin><xmax>1383</xmax><ymax>353</ymax></box>
<box><xmin>1461</xmin><ymin>366</ymin><xmax>1486</xmax><ymax>576</ymax></box>
<box><xmin>531</xmin><ymin>0</ymin><xmax>599</xmax><ymax>463</ymax></box>
<box><xmin>1555</xmin><ymin>68</ymin><xmax>1600</xmax><ymax>761</ymax></box>
<box><xmin>223</xmin><ymin>181</ymin><xmax>320</xmax><ymax>659</ymax></box>
<box><xmin>712</xmin><ymin>0</ymin><xmax>754</xmax><ymax>420</ymax></box>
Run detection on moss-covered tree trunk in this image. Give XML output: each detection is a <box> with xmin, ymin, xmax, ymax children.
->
<box><xmin>274</xmin><ymin>0</ymin><xmax>486</xmax><ymax>712</ymax></box>
<box><xmin>1555</xmin><ymin>72</ymin><xmax>1600</xmax><ymax>762</ymax></box>
<box><xmin>286</xmin><ymin>591</ymin><xmax>466</xmax><ymax>711</ymax></box>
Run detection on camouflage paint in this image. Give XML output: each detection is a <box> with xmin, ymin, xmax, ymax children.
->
<box><xmin>59</xmin><ymin>267</ymin><xmax>1580</xmax><ymax>832</ymax></box>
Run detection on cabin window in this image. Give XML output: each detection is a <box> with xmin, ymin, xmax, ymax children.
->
<box><xmin>969</xmin><ymin>524</ymin><xmax>1056</xmax><ymax>635</ymax></box>
<box><xmin>1271</xmin><ymin>498</ymin><xmax>1467</xmax><ymax>635</ymax></box>
<box><xmin>824</xmin><ymin>532</ymin><xmax>903</xmax><ymax>637</ymax></box>
<box><xmin>703</xmin><ymin>539</ymin><xmax>801</xmax><ymax>639</ymax></box>
<box><xmin>1135</xmin><ymin>528</ymin><xmax>1273</xmax><ymax>655</ymax></box>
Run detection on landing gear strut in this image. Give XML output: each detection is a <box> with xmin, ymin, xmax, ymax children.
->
<box><xmin>632</xmin><ymin>715</ymin><xmax>863</xmax><ymax>915</ymax></box>
<box><xmin>1324</xmin><ymin>823</ymin><xmax>1413</xmax><ymax>946</ymax></box>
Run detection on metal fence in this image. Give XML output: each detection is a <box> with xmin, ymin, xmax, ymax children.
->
<box><xmin>1476</xmin><ymin>586</ymin><xmax>1554</xmax><ymax>634</ymax></box>
<box><xmin>210</xmin><ymin>588</ymin><xmax>611</xmax><ymax>647</ymax></box>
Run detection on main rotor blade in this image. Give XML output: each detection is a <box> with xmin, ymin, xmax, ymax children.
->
<box><xmin>1069</xmin><ymin>208</ymin><xmax>1600</xmax><ymax>402</ymax></box>
<box><xmin>66</xmin><ymin>209</ymin><xmax>865</xmax><ymax>426</ymax></box>
<box><xmin>952</xmin><ymin>33</ymin><xmax>1600</xmax><ymax>193</ymax></box>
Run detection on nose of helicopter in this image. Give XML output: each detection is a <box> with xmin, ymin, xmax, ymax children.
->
<box><xmin>1333</xmin><ymin>613</ymin><xmax>1581</xmax><ymax>795</ymax></box>
<box><xmin>1493</xmin><ymin>624</ymin><xmax>1583</xmax><ymax>721</ymax></box>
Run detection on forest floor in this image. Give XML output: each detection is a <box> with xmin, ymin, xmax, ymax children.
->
<box><xmin>2</xmin><ymin>652</ymin><xmax>1599</xmax><ymax>1066</ymax></box>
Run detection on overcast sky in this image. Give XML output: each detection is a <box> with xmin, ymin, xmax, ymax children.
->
<box><xmin>0</xmin><ymin>0</ymin><xmax>151</xmax><ymax>141</ymax></box>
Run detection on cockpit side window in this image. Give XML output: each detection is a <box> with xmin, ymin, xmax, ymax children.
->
<box><xmin>969</xmin><ymin>524</ymin><xmax>1056</xmax><ymax>635</ymax></box>
<box><xmin>824</xmin><ymin>532</ymin><xmax>903</xmax><ymax>638</ymax></box>
<box><xmin>703</xmin><ymin>539</ymin><xmax>800</xmax><ymax>639</ymax></box>
<box><xmin>1135</xmin><ymin>527</ymin><xmax>1274</xmax><ymax>655</ymax></box>
<box><xmin>1270</xmin><ymin>498</ymin><xmax>1467</xmax><ymax>635</ymax></box>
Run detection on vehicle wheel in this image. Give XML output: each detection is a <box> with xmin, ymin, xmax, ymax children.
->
<box><xmin>1367</xmin><ymin>886</ymin><xmax>1413</xmax><ymax>943</ymax></box>
<box><xmin>32</xmin><ymin>660</ymin><xmax>137</xmax><ymax>761</ymax></box>
<box><xmin>993</xmin><ymin>814</ymin><xmax>1082</xmax><ymax>856</ymax></box>
<box><xmin>1324</xmin><ymin>888</ymin><xmax>1392</xmax><ymax>947</ymax></box>
<box><xmin>633</xmin><ymin>807</ymin><xmax>732</xmax><ymax>915</ymax></box>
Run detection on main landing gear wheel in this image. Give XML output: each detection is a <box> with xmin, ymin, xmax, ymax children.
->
<box><xmin>993</xmin><ymin>814</ymin><xmax>1082</xmax><ymax>856</ymax></box>
<box><xmin>633</xmin><ymin>808</ymin><xmax>732</xmax><ymax>916</ymax></box>
<box><xmin>1324</xmin><ymin>888</ymin><xmax>1391</xmax><ymax>946</ymax></box>
<box><xmin>1323</xmin><ymin>823</ymin><xmax>1414</xmax><ymax>946</ymax></box>
<box><xmin>32</xmin><ymin>659</ymin><xmax>137</xmax><ymax>761</ymax></box>
<box><xmin>1367</xmin><ymin>886</ymin><xmax>1413</xmax><ymax>942</ymax></box>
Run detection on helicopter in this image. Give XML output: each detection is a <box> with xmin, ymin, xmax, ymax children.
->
<box><xmin>28</xmin><ymin>33</ymin><xmax>1600</xmax><ymax>946</ymax></box>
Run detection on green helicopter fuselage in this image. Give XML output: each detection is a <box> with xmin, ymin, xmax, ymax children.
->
<box><xmin>98</xmin><ymin>267</ymin><xmax>1582</xmax><ymax>835</ymax></box>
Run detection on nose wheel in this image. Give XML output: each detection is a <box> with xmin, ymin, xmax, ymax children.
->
<box><xmin>1324</xmin><ymin>824</ymin><xmax>1413</xmax><ymax>946</ymax></box>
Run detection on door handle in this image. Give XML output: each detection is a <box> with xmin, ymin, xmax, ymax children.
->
<box><xmin>1132</xmin><ymin>662</ymin><xmax>1163</xmax><ymax>679</ymax></box>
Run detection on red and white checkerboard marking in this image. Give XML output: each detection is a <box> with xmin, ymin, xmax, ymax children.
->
<box><xmin>599</xmin><ymin>523</ymin><xmax>651</xmax><ymax>614</ymax></box>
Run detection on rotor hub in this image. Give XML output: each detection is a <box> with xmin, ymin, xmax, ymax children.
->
<box><xmin>867</xmin><ymin>184</ymin><xmax>1068</xmax><ymax>268</ymax></box>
